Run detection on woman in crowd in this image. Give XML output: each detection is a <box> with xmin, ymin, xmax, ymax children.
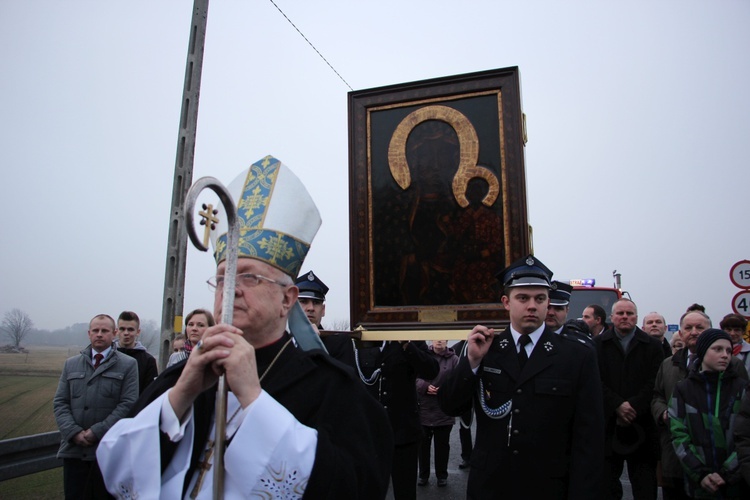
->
<box><xmin>416</xmin><ymin>339</ymin><xmax>458</xmax><ymax>488</ymax></box>
<box><xmin>166</xmin><ymin>308</ymin><xmax>215</xmax><ymax>367</ymax></box>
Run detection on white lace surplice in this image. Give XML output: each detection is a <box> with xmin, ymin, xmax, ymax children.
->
<box><xmin>97</xmin><ymin>389</ymin><xmax>317</xmax><ymax>499</ymax></box>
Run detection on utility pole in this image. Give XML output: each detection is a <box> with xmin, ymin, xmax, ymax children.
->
<box><xmin>160</xmin><ymin>0</ymin><xmax>210</xmax><ymax>369</ymax></box>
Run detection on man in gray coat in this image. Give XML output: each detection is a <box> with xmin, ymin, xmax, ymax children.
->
<box><xmin>53</xmin><ymin>313</ymin><xmax>138</xmax><ymax>499</ymax></box>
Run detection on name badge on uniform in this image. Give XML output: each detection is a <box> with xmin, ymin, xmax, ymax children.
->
<box><xmin>483</xmin><ymin>366</ymin><xmax>502</xmax><ymax>375</ymax></box>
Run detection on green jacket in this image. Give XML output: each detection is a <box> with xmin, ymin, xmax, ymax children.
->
<box><xmin>668</xmin><ymin>364</ymin><xmax>748</xmax><ymax>498</ymax></box>
<box><xmin>652</xmin><ymin>349</ymin><xmax>748</xmax><ymax>479</ymax></box>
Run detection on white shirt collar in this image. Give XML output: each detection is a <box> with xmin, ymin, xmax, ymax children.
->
<box><xmin>509</xmin><ymin>323</ymin><xmax>546</xmax><ymax>351</ymax></box>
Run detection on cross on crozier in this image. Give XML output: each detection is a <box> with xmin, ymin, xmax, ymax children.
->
<box><xmin>198</xmin><ymin>204</ymin><xmax>219</xmax><ymax>249</ymax></box>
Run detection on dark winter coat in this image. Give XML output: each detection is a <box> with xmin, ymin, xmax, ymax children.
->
<box><xmin>595</xmin><ymin>326</ymin><xmax>664</xmax><ymax>458</ymax></box>
<box><xmin>416</xmin><ymin>346</ymin><xmax>458</xmax><ymax>427</ymax></box>
<box><xmin>116</xmin><ymin>342</ymin><xmax>159</xmax><ymax>394</ymax></box>
<box><xmin>669</xmin><ymin>364</ymin><xmax>748</xmax><ymax>498</ymax></box>
<box><xmin>652</xmin><ymin>348</ymin><xmax>748</xmax><ymax>480</ymax></box>
<box><xmin>734</xmin><ymin>388</ymin><xmax>750</xmax><ymax>488</ymax></box>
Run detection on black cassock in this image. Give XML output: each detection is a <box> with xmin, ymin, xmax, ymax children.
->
<box><xmin>88</xmin><ymin>332</ymin><xmax>393</xmax><ymax>499</ymax></box>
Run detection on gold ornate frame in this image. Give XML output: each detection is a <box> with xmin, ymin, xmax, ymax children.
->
<box><xmin>348</xmin><ymin>67</ymin><xmax>531</xmax><ymax>330</ymax></box>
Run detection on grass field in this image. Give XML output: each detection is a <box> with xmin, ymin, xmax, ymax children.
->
<box><xmin>0</xmin><ymin>469</ymin><xmax>63</xmax><ymax>499</ymax></box>
<box><xmin>0</xmin><ymin>346</ymin><xmax>79</xmax><ymax>439</ymax></box>
<box><xmin>0</xmin><ymin>346</ymin><xmax>80</xmax><ymax>498</ymax></box>
<box><xmin>0</xmin><ymin>375</ymin><xmax>59</xmax><ymax>439</ymax></box>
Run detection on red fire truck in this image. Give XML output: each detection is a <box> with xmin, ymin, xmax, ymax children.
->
<box><xmin>567</xmin><ymin>271</ymin><xmax>628</xmax><ymax>322</ymax></box>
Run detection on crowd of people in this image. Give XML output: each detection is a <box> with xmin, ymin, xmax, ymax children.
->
<box><xmin>51</xmin><ymin>156</ymin><xmax>750</xmax><ymax>499</ymax></box>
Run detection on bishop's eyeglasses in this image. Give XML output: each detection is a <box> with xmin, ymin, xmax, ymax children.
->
<box><xmin>207</xmin><ymin>273</ymin><xmax>286</xmax><ymax>291</ymax></box>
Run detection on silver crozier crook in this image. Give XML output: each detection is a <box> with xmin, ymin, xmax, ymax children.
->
<box><xmin>185</xmin><ymin>176</ymin><xmax>239</xmax><ymax>499</ymax></box>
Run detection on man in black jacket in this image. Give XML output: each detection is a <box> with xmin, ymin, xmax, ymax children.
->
<box><xmin>596</xmin><ymin>299</ymin><xmax>664</xmax><ymax>499</ymax></box>
<box><xmin>642</xmin><ymin>311</ymin><xmax>672</xmax><ymax>359</ymax></box>
<box><xmin>115</xmin><ymin>310</ymin><xmax>158</xmax><ymax>394</ymax></box>
<box><xmin>439</xmin><ymin>255</ymin><xmax>604</xmax><ymax>499</ymax></box>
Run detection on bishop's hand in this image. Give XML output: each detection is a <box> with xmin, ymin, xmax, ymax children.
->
<box><xmin>168</xmin><ymin>323</ymin><xmax>239</xmax><ymax>421</ymax></box>
<box><xmin>211</xmin><ymin>328</ymin><xmax>261</xmax><ymax>408</ymax></box>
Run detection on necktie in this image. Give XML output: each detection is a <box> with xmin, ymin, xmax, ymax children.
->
<box><xmin>94</xmin><ymin>353</ymin><xmax>103</xmax><ymax>369</ymax></box>
<box><xmin>518</xmin><ymin>335</ymin><xmax>531</xmax><ymax>368</ymax></box>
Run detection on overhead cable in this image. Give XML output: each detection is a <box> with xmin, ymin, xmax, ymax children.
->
<box><xmin>267</xmin><ymin>0</ymin><xmax>353</xmax><ymax>91</ymax></box>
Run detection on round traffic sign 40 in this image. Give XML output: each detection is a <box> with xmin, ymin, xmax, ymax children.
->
<box><xmin>732</xmin><ymin>290</ymin><xmax>750</xmax><ymax>319</ymax></box>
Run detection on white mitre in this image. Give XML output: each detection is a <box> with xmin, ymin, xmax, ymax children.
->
<box><xmin>210</xmin><ymin>155</ymin><xmax>322</xmax><ymax>278</ymax></box>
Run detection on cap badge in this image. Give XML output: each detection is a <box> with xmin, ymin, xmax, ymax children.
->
<box><xmin>525</xmin><ymin>256</ymin><xmax>535</xmax><ymax>266</ymax></box>
<box><xmin>307</xmin><ymin>271</ymin><xmax>315</xmax><ymax>281</ymax></box>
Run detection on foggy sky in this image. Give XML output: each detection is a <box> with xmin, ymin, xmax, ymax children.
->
<box><xmin>1</xmin><ymin>0</ymin><xmax>748</xmax><ymax>334</ymax></box>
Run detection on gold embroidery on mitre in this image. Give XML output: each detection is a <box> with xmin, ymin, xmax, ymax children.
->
<box><xmin>258</xmin><ymin>234</ymin><xmax>295</xmax><ymax>265</ymax></box>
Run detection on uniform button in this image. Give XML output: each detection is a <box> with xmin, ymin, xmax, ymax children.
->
<box><xmin>383</xmin><ymin>391</ymin><xmax>388</xmax><ymax>395</ymax></box>
<box><xmin>552</xmin><ymin>387</ymin><xmax>557</xmax><ymax>391</ymax></box>
<box><xmin>512</xmin><ymin>430</ymin><xmax>519</xmax><ymax>435</ymax></box>
<box><xmin>514</xmin><ymin>409</ymin><xmax>520</xmax><ymax>414</ymax></box>
<box><xmin>512</xmin><ymin>450</ymin><xmax>519</xmax><ymax>455</ymax></box>
<box><xmin>516</xmin><ymin>389</ymin><xmax>522</xmax><ymax>394</ymax></box>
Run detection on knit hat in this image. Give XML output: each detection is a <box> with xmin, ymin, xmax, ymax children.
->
<box><xmin>694</xmin><ymin>328</ymin><xmax>732</xmax><ymax>363</ymax></box>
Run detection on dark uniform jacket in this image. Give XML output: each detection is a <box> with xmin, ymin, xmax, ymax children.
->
<box><xmin>595</xmin><ymin>327</ymin><xmax>664</xmax><ymax>458</ymax></box>
<box><xmin>320</xmin><ymin>332</ymin><xmax>356</xmax><ymax>370</ymax></box>
<box><xmin>355</xmin><ymin>340</ymin><xmax>439</xmax><ymax>445</ymax></box>
<box><xmin>439</xmin><ymin>326</ymin><xmax>604</xmax><ymax>499</ymax></box>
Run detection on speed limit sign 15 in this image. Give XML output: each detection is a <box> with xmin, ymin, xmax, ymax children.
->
<box><xmin>732</xmin><ymin>290</ymin><xmax>750</xmax><ymax>319</ymax></box>
<box><xmin>730</xmin><ymin>260</ymin><xmax>750</xmax><ymax>289</ymax></box>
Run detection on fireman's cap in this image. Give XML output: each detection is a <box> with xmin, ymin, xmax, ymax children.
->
<box><xmin>496</xmin><ymin>255</ymin><xmax>552</xmax><ymax>290</ymax></box>
<box><xmin>549</xmin><ymin>281</ymin><xmax>573</xmax><ymax>306</ymax></box>
<box><xmin>295</xmin><ymin>270</ymin><xmax>328</xmax><ymax>302</ymax></box>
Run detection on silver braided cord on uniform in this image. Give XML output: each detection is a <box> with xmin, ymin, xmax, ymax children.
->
<box><xmin>478</xmin><ymin>377</ymin><xmax>512</xmax><ymax>419</ymax></box>
<box><xmin>352</xmin><ymin>340</ymin><xmax>382</xmax><ymax>386</ymax></box>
